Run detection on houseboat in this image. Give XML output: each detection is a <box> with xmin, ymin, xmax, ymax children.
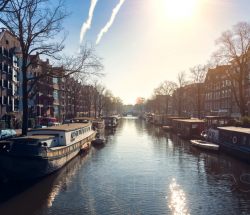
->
<box><xmin>202</xmin><ymin>116</ymin><xmax>232</xmax><ymax>143</ymax></box>
<box><xmin>172</xmin><ymin>118</ymin><xmax>205</xmax><ymax>139</ymax></box>
<box><xmin>103</xmin><ymin>116</ymin><xmax>118</xmax><ymax>128</ymax></box>
<box><xmin>0</xmin><ymin>123</ymin><xmax>96</xmax><ymax>180</ymax></box>
<box><xmin>218</xmin><ymin>126</ymin><xmax>250</xmax><ymax>162</ymax></box>
<box><xmin>74</xmin><ymin>117</ymin><xmax>105</xmax><ymax>130</ymax></box>
<box><xmin>162</xmin><ymin>116</ymin><xmax>190</xmax><ymax>132</ymax></box>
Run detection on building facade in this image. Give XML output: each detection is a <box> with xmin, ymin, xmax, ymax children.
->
<box><xmin>0</xmin><ymin>29</ymin><xmax>21</xmax><ymax>127</ymax></box>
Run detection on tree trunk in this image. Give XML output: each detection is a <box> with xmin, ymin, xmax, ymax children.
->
<box><xmin>239</xmin><ymin>77</ymin><xmax>246</xmax><ymax>117</ymax></box>
<box><xmin>165</xmin><ymin>97</ymin><xmax>168</xmax><ymax>115</ymax></box>
<box><xmin>21</xmin><ymin>62</ymin><xmax>28</xmax><ymax>135</ymax></box>
<box><xmin>197</xmin><ymin>85</ymin><xmax>201</xmax><ymax>119</ymax></box>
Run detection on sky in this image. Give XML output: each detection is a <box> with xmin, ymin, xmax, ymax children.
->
<box><xmin>63</xmin><ymin>0</ymin><xmax>250</xmax><ymax>105</ymax></box>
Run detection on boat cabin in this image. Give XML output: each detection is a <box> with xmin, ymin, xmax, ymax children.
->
<box><xmin>205</xmin><ymin>116</ymin><xmax>232</xmax><ymax>128</ymax></box>
<box><xmin>164</xmin><ymin>116</ymin><xmax>190</xmax><ymax>126</ymax></box>
<box><xmin>28</xmin><ymin>123</ymin><xmax>93</xmax><ymax>146</ymax></box>
<box><xmin>0</xmin><ymin>135</ymin><xmax>57</xmax><ymax>156</ymax></box>
<box><xmin>172</xmin><ymin>118</ymin><xmax>205</xmax><ymax>139</ymax></box>
<box><xmin>204</xmin><ymin>116</ymin><xmax>232</xmax><ymax>143</ymax></box>
<box><xmin>102</xmin><ymin>116</ymin><xmax>118</xmax><ymax>128</ymax></box>
<box><xmin>218</xmin><ymin>126</ymin><xmax>250</xmax><ymax>162</ymax></box>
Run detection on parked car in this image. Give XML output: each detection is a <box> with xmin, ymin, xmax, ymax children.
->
<box><xmin>0</xmin><ymin>129</ymin><xmax>17</xmax><ymax>140</ymax></box>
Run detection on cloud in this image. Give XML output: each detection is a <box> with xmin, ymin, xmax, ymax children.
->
<box><xmin>80</xmin><ymin>0</ymin><xmax>98</xmax><ymax>44</ymax></box>
<box><xmin>96</xmin><ymin>0</ymin><xmax>125</xmax><ymax>45</ymax></box>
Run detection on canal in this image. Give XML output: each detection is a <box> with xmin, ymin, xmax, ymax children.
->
<box><xmin>1</xmin><ymin>117</ymin><xmax>250</xmax><ymax>215</ymax></box>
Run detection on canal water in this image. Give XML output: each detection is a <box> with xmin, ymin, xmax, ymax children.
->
<box><xmin>1</xmin><ymin>117</ymin><xmax>250</xmax><ymax>215</ymax></box>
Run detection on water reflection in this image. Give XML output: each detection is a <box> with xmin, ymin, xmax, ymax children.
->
<box><xmin>0</xmin><ymin>152</ymin><xmax>91</xmax><ymax>215</ymax></box>
<box><xmin>1</xmin><ymin>118</ymin><xmax>250</xmax><ymax>214</ymax></box>
<box><xmin>168</xmin><ymin>178</ymin><xmax>190</xmax><ymax>215</ymax></box>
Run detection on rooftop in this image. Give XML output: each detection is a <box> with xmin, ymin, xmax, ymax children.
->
<box><xmin>14</xmin><ymin>135</ymin><xmax>55</xmax><ymax>140</ymax></box>
<box><xmin>218</xmin><ymin>126</ymin><xmax>250</xmax><ymax>134</ymax></box>
<box><xmin>173</xmin><ymin>118</ymin><xmax>205</xmax><ymax>123</ymax></box>
<box><xmin>30</xmin><ymin>123</ymin><xmax>91</xmax><ymax>132</ymax></box>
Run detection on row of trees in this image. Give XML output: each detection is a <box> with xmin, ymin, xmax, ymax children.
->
<box><xmin>66</xmin><ymin>79</ymin><xmax>123</xmax><ymax>119</ymax></box>
<box><xmin>145</xmin><ymin>21</ymin><xmax>250</xmax><ymax>118</ymax></box>
<box><xmin>0</xmin><ymin>0</ymin><xmax>121</xmax><ymax>134</ymax></box>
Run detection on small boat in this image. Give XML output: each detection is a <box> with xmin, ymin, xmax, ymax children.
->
<box><xmin>102</xmin><ymin>116</ymin><xmax>118</xmax><ymax>128</ymax></box>
<box><xmin>92</xmin><ymin>138</ymin><xmax>105</xmax><ymax>145</ymax></box>
<box><xmin>190</xmin><ymin>139</ymin><xmax>219</xmax><ymax>151</ymax></box>
<box><xmin>92</xmin><ymin>132</ymin><xmax>105</xmax><ymax>145</ymax></box>
<box><xmin>0</xmin><ymin>123</ymin><xmax>96</xmax><ymax>180</ymax></box>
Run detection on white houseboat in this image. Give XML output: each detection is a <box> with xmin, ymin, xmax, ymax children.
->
<box><xmin>0</xmin><ymin>123</ymin><xmax>96</xmax><ymax>180</ymax></box>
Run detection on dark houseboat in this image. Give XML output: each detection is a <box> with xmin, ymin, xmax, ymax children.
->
<box><xmin>74</xmin><ymin>117</ymin><xmax>105</xmax><ymax>130</ymax></box>
<box><xmin>0</xmin><ymin>123</ymin><xmax>96</xmax><ymax>180</ymax></box>
<box><xmin>162</xmin><ymin>116</ymin><xmax>190</xmax><ymax>132</ymax></box>
<box><xmin>202</xmin><ymin>116</ymin><xmax>232</xmax><ymax>143</ymax></box>
<box><xmin>172</xmin><ymin>118</ymin><xmax>205</xmax><ymax>139</ymax></box>
<box><xmin>218</xmin><ymin>126</ymin><xmax>250</xmax><ymax>162</ymax></box>
<box><xmin>103</xmin><ymin>116</ymin><xmax>118</xmax><ymax>128</ymax></box>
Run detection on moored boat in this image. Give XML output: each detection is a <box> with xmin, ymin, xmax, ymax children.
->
<box><xmin>190</xmin><ymin>139</ymin><xmax>220</xmax><ymax>151</ymax></box>
<box><xmin>92</xmin><ymin>137</ymin><xmax>106</xmax><ymax>145</ymax></box>
<box><xmin>172</xmin><ymin>119</ymin><xmax>205</xmax><ymax>139</ymax></box>
<box><xmin>103</xmin><ymin>116</ymin><xmax>118</xmax><ymax>128</ymax></box>
<box><xmin>218</xmin><ymin>126</ymin><xmax>250</xmax><ymax>163</ymax></box>
<box><xmin>0</xmin><ymin>123</ymin><xmax>96</xmax><ymax>180</ymax></box>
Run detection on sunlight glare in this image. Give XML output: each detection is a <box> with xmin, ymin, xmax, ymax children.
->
<box><xmin>168</xmin><ymin>178</ymin><xmax>190</xmax><ymax>215</ymax></box>
<box><xmin>164</xmin><ymin>0</ymin><xmax>198</xmax><ymax>20</ymax></box>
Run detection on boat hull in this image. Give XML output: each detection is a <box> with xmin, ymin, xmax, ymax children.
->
<box><xmin>0</xmin><ymin>131</ymin><xmax>95</xmax><ymax>181</ymax></box>
<box><xmin>0</xmin><ymin>143</ymin><xmax>88</xmax><ymax>180</ymax></box>
<box><xmin>0</xmin><ymin>140</ymin><xmax>90</xmax><ymax>180</ymax></box>
<box><xmin>190</xmin><ymin>140</ymin><xmax>219</xmax><ymax>151</ymax></box>
<box><xmin>220</xmin><ymin>143</ymin><xmax>250</xmax><ymax>163</ymax></box>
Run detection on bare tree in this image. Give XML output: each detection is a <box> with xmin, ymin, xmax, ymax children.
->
<box><xmin>103</xmin><ymin>90</ymin><xmax>113</xmax><ymax>116</ymax></box>
<box><xmin>213</xmin><ymin>22</ymin><xmax>250</xmax><ymax>117</ymax></box>
<box><xmin>0</xmin><ymin>0</ymin><xmax>67</xmax><ymax>135</ymax></box>
<box><xmin>91</xmin><ymin>81</ymin><xmax>106</xmax><ymax>118</ymax></box>
<box><xmin>174</xmin><ymin>71</ymin><xmax>187</xmax><ymax>116</ymax></box>
<box><xmin>0</xmin><ymin>0</ymin><xmax>103</xmax><ymax>134</ymax></box>
<box><xmin>0</xmin><ymin>0</ymin><xmax>10</xmax><ymax>12</ymax></box>
<box><xmin>154</xmin><ymin>80</ymin><xmax>177</xmax><ymax>115</ymax></box>
<box><xmin>189</xmin><ymin>64</ymin><xmax>207</xmax><ymax>118</ymax></box>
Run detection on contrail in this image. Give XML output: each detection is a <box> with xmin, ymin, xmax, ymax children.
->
<box><xmin>96</xmin><ymin>0</ymin><xmax>125</xmax><ymax>45</ymax></box>
<box><xmin>80</xmin><ymin>0</ymin><xmax>98</xmax><ymax>44</ymax></box>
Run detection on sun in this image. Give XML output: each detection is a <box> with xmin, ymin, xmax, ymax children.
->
<box><xmin>164</xmin><ymin>0</ymin><xmax>198</xmax><ymax>20</ymax></box>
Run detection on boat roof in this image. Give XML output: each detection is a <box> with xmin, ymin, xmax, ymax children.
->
<box><xmin>14</xmin><ymin>135</ymin><xmax>55</xmax><ymax>140</ymax></box>
<box><xmin>205</xmin><ymin>116</ymin><xmax>231</xmax><ymax>119</ymax></box>
<box><xmin>74</xmin><ymin>117</ymin><xmax>95</xmax><ymax>121</ymax></box>
<box><xmin>30</xmin><ymin>123</ymin><xmax>91</xmax><ymax>132</ymax></box>
<box><xmin>173</xmin><ymin>118</ymin><xmax>205</xmax><ymax>123</ymax></box>
<box><xmin>218</xmin><ymin>126</ymin><xmax>250</xmax><ymax>134</ymax></box>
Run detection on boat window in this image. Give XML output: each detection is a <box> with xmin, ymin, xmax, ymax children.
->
<box><xmin>192</xmin><ymin>124</ymin><xmax>198</xmax><ymax>129</ymax></box>
<box><xmin>243</xmin><ymin>136</ymin><xmax>247</xmax><ymax>145</ymax></box>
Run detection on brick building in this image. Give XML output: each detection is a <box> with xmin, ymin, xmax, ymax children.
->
<box><xmin>204</xmin><ymin>65</ymin><xmax>239</xmax><ymax>117</ymax></box>
<box><xmin>0</xmin><ymin>29</ymin><xmax>21</xmax><ymax>127</ymax></box>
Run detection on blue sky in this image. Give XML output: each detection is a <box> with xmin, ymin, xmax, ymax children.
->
<box><xmin>63</xmin><ymin>0</ymin><xmax>250</xmax><ymax>104</ymax></box>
